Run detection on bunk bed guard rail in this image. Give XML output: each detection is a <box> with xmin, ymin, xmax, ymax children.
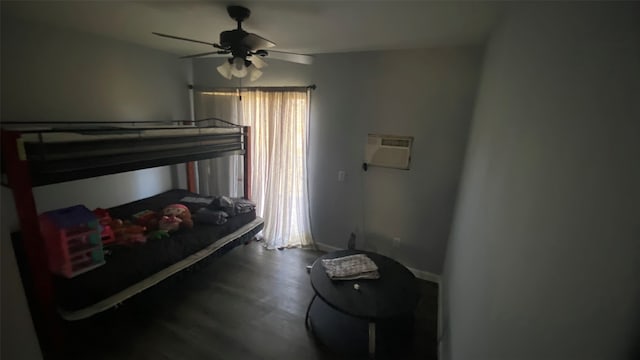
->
<box><xmin>1</xmin><ymin>119</ymin><xmax>249</xmax><ymax>186</ymax></box>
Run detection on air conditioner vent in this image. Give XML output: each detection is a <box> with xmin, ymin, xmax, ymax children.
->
<box><xmin>365</xmin><ymin>134</ymin><xmax>413</xmax><ymax>170</ymax></box>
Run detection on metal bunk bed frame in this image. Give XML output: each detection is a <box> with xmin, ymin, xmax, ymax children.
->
<box><xmin>0</xmin><ymin>118</ymin><xmax>252</xmax><ymax>356</ymax></box>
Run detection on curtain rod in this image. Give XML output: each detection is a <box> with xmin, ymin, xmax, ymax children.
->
<box><xmin>188</xmin><ymin>84</ymin><xmax>316</xmax><ymax>92</ymax></box>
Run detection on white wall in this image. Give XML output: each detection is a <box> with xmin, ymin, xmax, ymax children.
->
<box><xmin>1</xmin><ymin>16</ymin><xmax>192</xmax><ymax>207</ymax></box>
<box><xmin>1</xmin><ymin>17</ymin><xmax>190</xmax><ymax>359</ymax></box>
<box><xmin>310</xmin><ymin>49</ymin><xmax>482</xmax><ymax>274</ymax></box>
<box><xmin>442</xmin><ymin>3</ymin><xmax>640</xmax><ymax>359</ymax></box>
<box><xmin>193</xmin><ymin>46</ymin><xmax>483</xmax><ymax>274</ymax></box>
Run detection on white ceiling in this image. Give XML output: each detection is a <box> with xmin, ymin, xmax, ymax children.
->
<box><xmin>2</xmin><ymin>1</ymin><xmax>504</xmax><ymax>56</ymax></box>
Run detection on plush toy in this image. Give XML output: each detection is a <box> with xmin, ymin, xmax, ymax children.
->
<box><xmin>132</xmin><ymin>209</ymin><xmax>159</xmax><ymax>228</ymax></box>
<box><xmin>158</xmin><ymin>214</ymin><xmax>182</xmax><ymax>232</ymax></box>
<box><xmin>147</xmin><ymin>229</ymin><xmax>170</xmax><ymax>240</ymax></box>
<box><xmin>110</xmin><ymin>219</ymin><xmax>147</xmax><ymax>245</ymax></box>
<box><xmin>159</xmin><ymin>204</ymin><xmax>193</xmax><ymax>232</ymax></box>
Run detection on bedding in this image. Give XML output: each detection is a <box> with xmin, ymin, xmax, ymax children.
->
<box><xmin>195</xmin><ymin>208</ymin><xmax>229</xmax><ymax>225</ymax></box>
<box><xmin>3</xmin><ymin>120</ymin><xmax>241</xmax><ymax>143</ymax></box>
<box><xmin>3</xmin><ymin>121</ymin><xmax>248</xmax><ymax>186</ymax></box>
<box><xmin>53</xmin><ymin>189</ymin><xmax>263</xmax><ymax>320</ymax></box>
<box><xmin>20</xmin><ymin>126</ymin><xmax>240</xmax><ymax>143</ymax></box>
<box><xmin>208</xmin><ymin>195</ymin><xmax>257</xmax><ymax>217</ymax></box>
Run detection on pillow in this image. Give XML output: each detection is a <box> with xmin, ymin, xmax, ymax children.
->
<box><xmin>194</xmin><ymin>208</ymin><xmax>228</xmax><ymax>225</ymax></box>
<box><xmin>208</xmin><ymin>195</ymin><xmax>236</xmax><ymax>217</ymax></box>
<box><xmin>234</xmin><ymin>198</ymin><xmax>256</xmax><ymax>214</ymax></box>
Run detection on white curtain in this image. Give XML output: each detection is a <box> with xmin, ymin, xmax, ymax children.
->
<box><xmin>193</xmin><ymin>88</ymin><xmax>314</xmax><ymax>249</ymax></box>
<box><xmin>193</xmin><ymin>91</ymin><xmax>243</xmax><ymax>197</ymax></box>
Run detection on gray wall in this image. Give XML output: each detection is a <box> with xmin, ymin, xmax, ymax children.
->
<box><xmin>193</xmin><ymin>47</ymin><xmax>483</xmax><ymax>274</ymax></box>
<box><xmin>1</xmin><ymin>17</ymin><xmax>190</xmax><ymax>360</ymax></box>
<box><xmin>442</xmin><ymin>3</ymin><xmax>640</xmax><ymax>359</ymax></box>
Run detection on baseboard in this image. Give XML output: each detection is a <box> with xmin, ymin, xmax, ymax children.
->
<box><xmin>315</xmin><ymin>242</ymin><xmax>342</xmax><ymax>253</ymax></box>
<box><xmin>314</xmin><ymin>242</ymin><xmax>440</xmax><ymax>283</ymax></box>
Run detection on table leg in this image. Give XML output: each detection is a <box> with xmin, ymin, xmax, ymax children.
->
<box><xmin>368</xmin><ymin>322</ymin><xmax>376</xmax><ymax>358</ymax></box>
<box><xmin>305</xmin><ymin>294</ymin><xmax>317</xmax><ymax>330</ymax></box>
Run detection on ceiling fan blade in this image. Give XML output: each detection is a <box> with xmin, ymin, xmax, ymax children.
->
<box><xmin>180</xmin><ymin>51</ymin><xmax>230</xmax><ymax>59</ymax></box>
<box><xmin>242</xmin><ymin>33</ymin><xmax>276</xmax><ymax>50</ymax></box>
<box><xmin>249</xmin><ymin>54</ymin><xmax>268</xmax><ymax>69</ymax></box>
<box><xmin>152</xmin><ymin>32</ymin><xmax>215</xmax><ymax>47</ymax></box>
<box><xmin>267</xmin><ymin>51</ymin><xmax>314</xmax><ymax>65</ymax></box>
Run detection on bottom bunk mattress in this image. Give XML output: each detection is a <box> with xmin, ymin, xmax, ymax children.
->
<box><xmin>53</xmin><ymin>189</ymin><xmax>264</xmax><ymax>321</ymax></box>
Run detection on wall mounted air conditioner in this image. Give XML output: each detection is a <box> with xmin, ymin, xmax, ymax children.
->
<box><xmin>364</xmin><ymin>134</ymin><xmax>413</xmax><ymax>170</ymax></box>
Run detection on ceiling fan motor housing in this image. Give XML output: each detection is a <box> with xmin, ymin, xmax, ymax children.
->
<box><xmin>219</xmin><ymin>30</ymin><xmax>248</xmax><ymax>49</ymax></box>
<box><xmin>153</xmin><ymin>4</ymin><xmax>312</xmax><ymax>67</ymax></box>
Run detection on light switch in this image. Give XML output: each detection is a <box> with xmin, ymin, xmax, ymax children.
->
<box><xmin>338</xmin><ymin>170</ymin><xmax>346</xmax><ymax>182</ymax></box>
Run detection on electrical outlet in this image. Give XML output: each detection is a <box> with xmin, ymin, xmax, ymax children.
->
<box><xmin>338</xmin><ymin>170</ymin><xmax>346</xmax><ymax>182</ymax></box>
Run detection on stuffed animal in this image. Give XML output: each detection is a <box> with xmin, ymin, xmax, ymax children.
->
<box><xmin>147</xmin><ymin>229</ymin><xmax>170</xmax><ymax>240</ymax></box>
<box><xmin>158</xmin><ymin>214</ymin><xmax>182</xmax><ymax>232</ymax></box>
<box><xmin>159</xmin><ymin>204</ymin><xmax>193</xmax><ymax>231</ymax></box>
<box><xmin>132</xmin><ymin>209</ymin><xmax>159</xmax><ymax>228</ymax></box>
<box><xmin>110</xmin><ymin>219</ymin><xmax>147</xmax><ymax>245</ymax></box>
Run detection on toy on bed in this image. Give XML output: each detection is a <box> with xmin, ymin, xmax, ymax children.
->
<box><xmin>158</xmin><ymin>204</ymin><xmax>193</xmax><ymax>232</ymax></box>
<box><xmin>92</xmin><ymin>208</ymin><xmax>148</xmax><ymax>246</ymax></box>
<box><xmin>39</xmin><ymin>205</ymin><xmax>106</xmax><ymax>278</ymax></box>
<box><xmin>92</xmin><ymin>208</ymin><xmax>116</xmax><ymax>246</ymax></box>
<box><xmin>132</xmin><ymin>209</ymin><xmax>159</xmax><ymax>228</ymax></box>
<box><xmin>147</xmin><ymin>229</ymin><xmax>171</xmax><ymax>240</ymax></box>
<box><xmin>110</xmin><ymin>219</ymin><xmax>147</xmax><ymax>245</ymax></box>
<box><xmin>158</xmin><ymin>215</ymin><xmax>181</xmax><ymax>232</ymax></box>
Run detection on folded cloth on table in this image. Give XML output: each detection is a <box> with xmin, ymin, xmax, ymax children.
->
<box><xmin>321</xmin><ymin>254</ymin><xmax>380</xmax><ymax>280</ymax></box>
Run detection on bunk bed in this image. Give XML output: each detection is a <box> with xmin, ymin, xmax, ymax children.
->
<box><xmin>1</xmin><ymin>119</ymin><xmax>263</xmax><ymax>352</ymax></box>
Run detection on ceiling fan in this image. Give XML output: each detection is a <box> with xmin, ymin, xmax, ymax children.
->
<box><xmin>153</xmin><ymin>5</ymin><xmax>313</xmax><ymax>81</ymax></box>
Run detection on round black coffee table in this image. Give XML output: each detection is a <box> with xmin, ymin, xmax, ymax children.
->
<box><xmin>306</xmin><ymin>250</ymin><xmax>419</xmax><ymax>357</ymax></box>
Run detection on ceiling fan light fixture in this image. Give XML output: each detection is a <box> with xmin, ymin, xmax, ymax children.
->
<box><xmin>216</xmin><ymin>60</ymin><xmax>233</xmax><ymax>80</ymax></box>
<box><xmin>230</xmin><ymin>57</ymin><xmax>248</xmax><ymax>78</ymax></box>
<box><xmin>250</xmin><ymin>55</ymin><xmax>267</xmax><ymax>69</ymax></box>
<box><xmin>249</xmin><ymin>67</ymin><xmax>263</xmax><ymax>81</ymax></box>
<box><xmin>216</xmin><ymin>56</ymin><xmax>267</xmax><ymax>81</ymax></box>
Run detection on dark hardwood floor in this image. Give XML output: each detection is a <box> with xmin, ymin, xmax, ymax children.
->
<box><xmin>61</xmin><ymin>241</ymin><xmax>438</xmax><ymax>360</ymax></box>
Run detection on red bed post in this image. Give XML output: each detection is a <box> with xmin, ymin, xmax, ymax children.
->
<box><xmin>1</xmin><ymin>130</ymin><xmax>62</xmax><ymax>357</ymax></box>
<box><xmin>186</xmin><ymin>162</ymin><xmax>197</xmax><ymax>193</ymax></box>
<box><xmin>243</xmin><ymin>126</ymin><xmax>252</xmax><ymax>200</ymax></box>
<box><xmin>183</xmin><ymin>120</ymin><xmax>197</xmax><ymax>193</ymax></box>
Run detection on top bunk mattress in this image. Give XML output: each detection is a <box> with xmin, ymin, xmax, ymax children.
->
<box><xmin>2</xmin><ymin>119</ymin><xmax>242</xmax><ymax>144</ymax></box>
<box><xmin>53</xmin><ymin>189</ymin><xmax>263</xmax><ymax>319</ymax></box>
<box><xmin>1</xmin><ymin>120</ymin><xmax>249</xmax><ymax>186</ymax></box>
<box><xmin>19</xmin><ymin>126</ymin><xmax>240</xmax><ymax>143</ymax></box>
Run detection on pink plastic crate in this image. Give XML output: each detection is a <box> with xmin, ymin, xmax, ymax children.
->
<box><xmin>39</xmin><ymin>205</ymin><xmax>105</xmax><ymax>278</ymax></box>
